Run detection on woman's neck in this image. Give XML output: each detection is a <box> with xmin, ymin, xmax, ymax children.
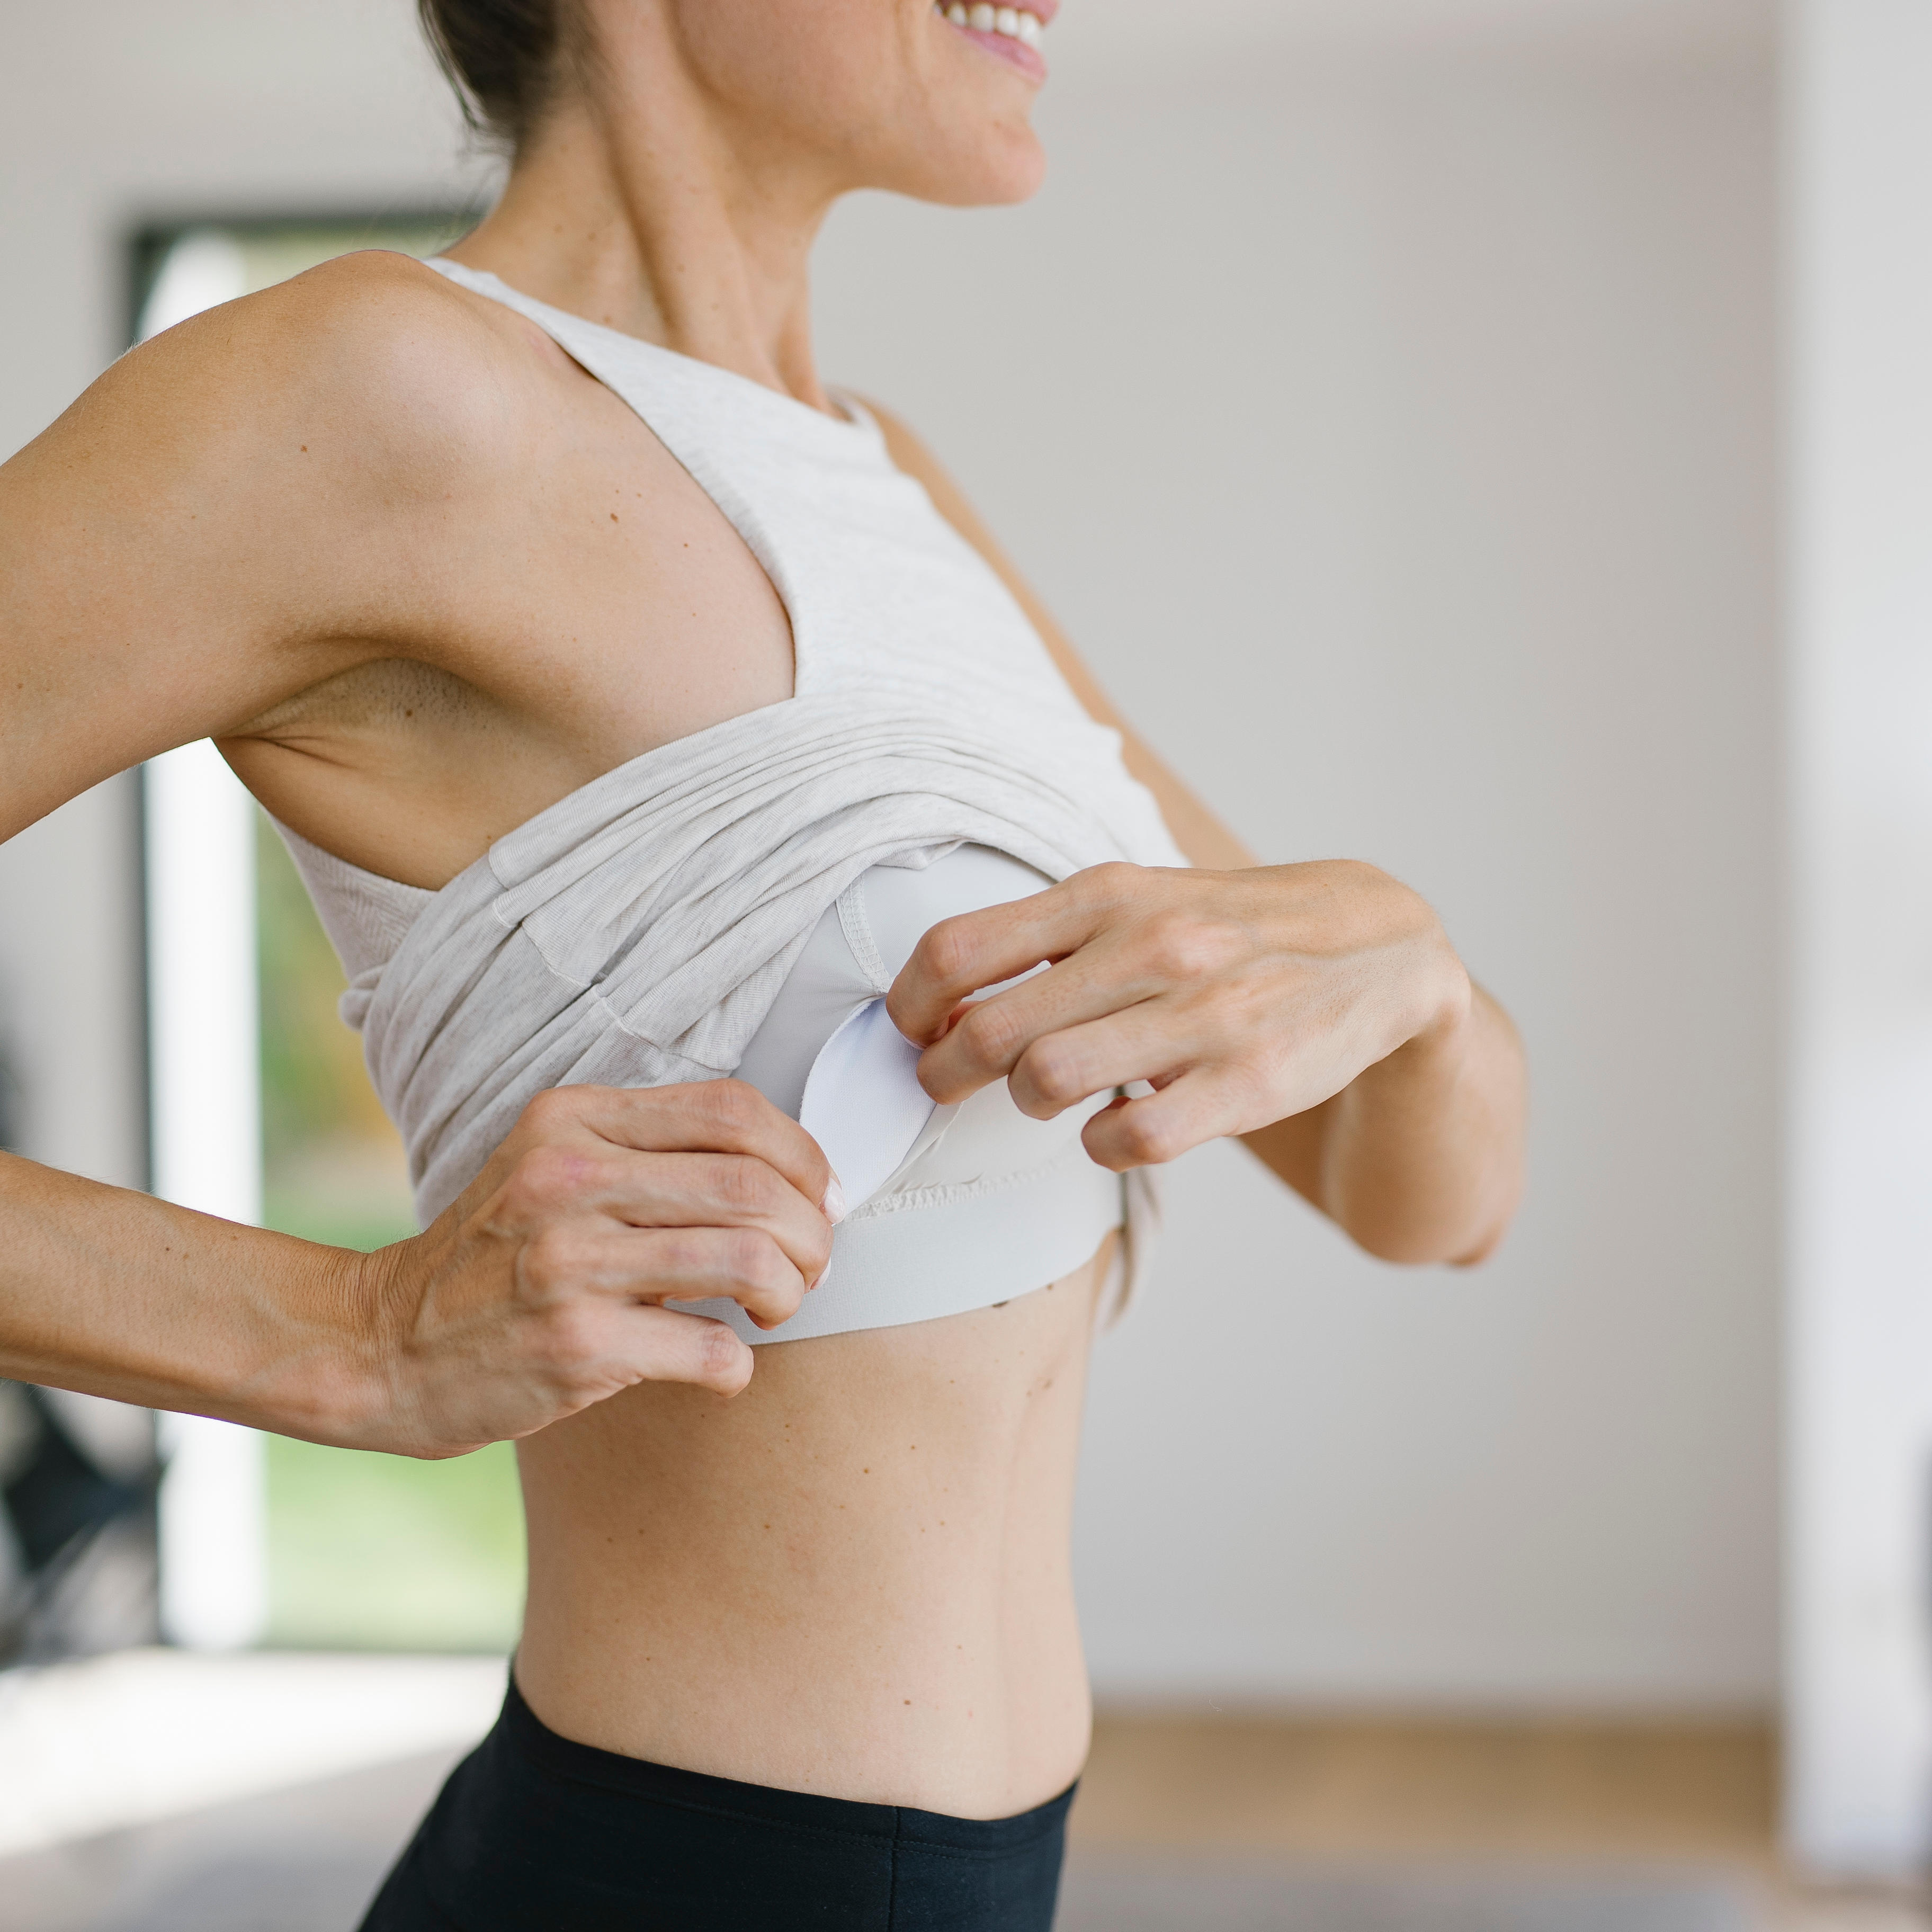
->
<box><xmin>446</xmin><ymin>67</ymin><xmax>840</xmax><ymax>412</ymax></box>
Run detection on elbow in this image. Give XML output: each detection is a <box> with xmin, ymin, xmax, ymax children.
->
<box><xmin>1453</xmin><ymin>1158</ymin><xmax>1529</xmax><ymax>1267</ymax></box>
<box><xmin>1343</xmin><ymin>1220</ymin><xmax>1509</xmax><ymax>1270</ymax></box>
<box><xmin>1344</xmin><ymin>1226</ymin><xmax>1484</xmax><ymax>1268</ymax></box>
<box><xmin>1337</xmin><ymin>1177</ymin><xmax>1523</xmax><ymax>1272</ymax></box>
<box><xmin>1446</xmin><ymin>1220</ymin><xmax>1511</xmax><ymax>1269</ymax></box>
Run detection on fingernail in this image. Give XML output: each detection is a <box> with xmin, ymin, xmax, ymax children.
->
<box><xmin>823</xmin><ymin>1175</ymin><xmax>848</xmax><ymax>1225</ymax></box>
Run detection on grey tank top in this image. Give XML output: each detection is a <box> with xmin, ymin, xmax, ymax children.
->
<box><xmin>274</xmin><ymin>257</ymin><xmax>1185</xmax><ymax>1344</ymax></box>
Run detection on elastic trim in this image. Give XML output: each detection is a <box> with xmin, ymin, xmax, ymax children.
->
<box><xmin>837</xmin><ymin>876</ymin><xmax>892</xmax><ymax>994</ymax></box>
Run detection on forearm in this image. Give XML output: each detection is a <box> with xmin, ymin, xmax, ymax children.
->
<box><xmin>0</xmin><ymin>1083</ymin><xmax>840</xmax><ymax>1460</ymax></box>
<box><xmin>0</xmin><ymin>1151</ymin><xmax>375</xmax><ymax>1440</ymax></box>
<box><xmin>1242</xmin><ymin>982</ymin><xmax>1526</xmax><ymax>1266</ymax></box>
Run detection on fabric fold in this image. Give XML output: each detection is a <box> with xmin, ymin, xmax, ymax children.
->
<box><xmin>361</xmin><ymin>694</ymin><xmax>1180</xmax><ymax>1231</ymax></box>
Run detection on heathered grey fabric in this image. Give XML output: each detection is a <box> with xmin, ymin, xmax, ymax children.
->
<box><xmin>329</xmin><ymin>262</ymin><xmax>1186</xmax><ymax>1247</ymax></box>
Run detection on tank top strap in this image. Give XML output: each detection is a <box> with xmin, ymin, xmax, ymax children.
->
<box><xmin>425</xmin><ymin>258</ymin><xmax>890</xmax><ymax>673</ymax></box>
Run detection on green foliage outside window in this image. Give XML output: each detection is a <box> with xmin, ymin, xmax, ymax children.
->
<box><xmin>256</xmin><ymin>816</ymin><xmax>526</xmax><ymax>1654</ymax></box>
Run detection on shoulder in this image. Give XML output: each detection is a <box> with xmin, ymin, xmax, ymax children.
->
<box><xmin>248</xmin><ymin>250</ymin><xmax>580</xmax><ymax>438</ymax></box>
<box><xmin>81</xmin><ymin>251</ymin><xmax>562</xmax><ymax>509</ymax></box>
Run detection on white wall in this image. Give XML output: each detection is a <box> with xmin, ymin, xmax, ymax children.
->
<box><xmin>1784</xmin><ymin>0</ymin><xmax>1932</xmax><ymax>1876</ymax></box>
<box><xmin>4</xmin><ymin>4</ymin><xmax>1781</xmax><ymax>1714</ymax></box>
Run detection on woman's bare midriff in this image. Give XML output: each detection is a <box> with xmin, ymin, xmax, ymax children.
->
<box><xmin>513</xmin><ymin>1237</ymin><xmax>1112</xmax><ymax>1820</ymax></box>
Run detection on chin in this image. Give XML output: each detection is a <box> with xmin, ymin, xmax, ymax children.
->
<box><xmin>890</xmin><ymin>129</ymin><xmax>1048</xmax><ymax>210</ymax></box>
<box><xmin>978</xmin><ymin>138</ymin><xmax>1049</xmax><ymax>205</ymax></box>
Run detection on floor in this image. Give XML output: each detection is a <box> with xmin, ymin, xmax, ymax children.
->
<box><xmin>0</xmin><ymin>1650</ymin><xmax>507</xmax><ymax>1860</ymax></box>
<box><xmin>1078</xmin><ymin>1712</ymin><xmax>1777</xmax><ymax>1859</ymax></box>
<box><xmin>1</xmin><ymin>1678</ymin><xmax>1925</xmax><ymax>1930</ymax></box>
<box><xmin>1071</xmin><ymin>1713</ymin><xmax>1928</xmax><ymax>1932</ymax></box>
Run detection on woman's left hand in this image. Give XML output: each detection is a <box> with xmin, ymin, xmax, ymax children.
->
<box><xmin>887</xmin><ymin>860</ymin><xmax>1471</xmax><ymax>1174</ymax></box>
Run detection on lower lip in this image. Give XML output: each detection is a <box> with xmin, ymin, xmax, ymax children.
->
<box><xmin>942</xmin><ymin>18</ymin><xmax>1049</xmax><ymax>82</ymax></box>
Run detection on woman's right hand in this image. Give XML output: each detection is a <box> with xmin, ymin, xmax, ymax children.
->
<box><xmin>335</xmin><ymin>1081</ymin><xmax>836</xmax><ymax>1457</ymax></box>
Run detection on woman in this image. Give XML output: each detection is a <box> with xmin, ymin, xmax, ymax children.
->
<box><xmin>0</xmin><ymin>1</ymin><xmax>1526</xmax><ymax>1925</ymax></box>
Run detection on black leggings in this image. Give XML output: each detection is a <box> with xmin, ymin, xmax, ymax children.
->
<box><xmin>359</xmin><ymin>1677</ymin><xmax>1075</xmax><ymax>1931</ymax></box>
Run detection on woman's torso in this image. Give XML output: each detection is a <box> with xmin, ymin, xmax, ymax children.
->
<box><xmin>231</xmin><ymin>252</ymin><xmax>1146</xmax><ymax>1814</ymax></box>
<box><xmin>516</xmin><ymin>1246</ymin><xmax>1107</xmax><ymax>1818</ymax></box>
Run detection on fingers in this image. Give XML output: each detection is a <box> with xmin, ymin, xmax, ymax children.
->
<box><xmin>389</xmin><ymin>1081</ymin><xmax>838</xmax><ymax>1445</ymax></box>
<box><xmin>914</xmin><ymin>932</ymin><xmax>1180</xmax><ymax>1105</ymax></box>
<box><xmin>520</xmin><ymin>1080</ymin><xmax>837</xmax><ymax>1221</ymax></box>
<box><xmin>1080</xmin><ymin>1068</ymin><xmax>1259</xmax><ymax>1172</ymax></box>
<box><xmin>887</xmin><ymin>866</ymin><xmax>1140</xmax><ymax>1046</ymax></box>
<box><xmin>521</xmin><ymin>1219</ymin><xmax>813</xmax><ymax>1331</ymax></box>
<box><xmin>503</xmin><ymin>1143</ymin><xmax>834</xmax><ymax>1295</ymax></box>
<box><xmin>1003</xmin><ymin>1000</ymin><xmax>1201</xmax><ymax>1120</ymax></box>
<box><xmin>608</xmin><ymin>1304</ymin><xmax>754</xmax><ymax>1398</ymax></box>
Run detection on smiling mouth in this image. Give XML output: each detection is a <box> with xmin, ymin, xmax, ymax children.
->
<box><xmin>934</xmin><ymin>4</ymin><xmax>1050</xmax><ymax>75</ymax></box>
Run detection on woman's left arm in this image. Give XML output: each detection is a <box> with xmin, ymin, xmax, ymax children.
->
<box><xmin>868</xmin><ymin>405</ymin><xmax>1527</xmax><ymax>1267</ymax></box>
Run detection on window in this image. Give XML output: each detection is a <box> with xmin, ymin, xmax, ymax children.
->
<box><xmin>139</xmin><ymin>219</ymin><xmax>522</xmax><ymax>1654</ymax></box>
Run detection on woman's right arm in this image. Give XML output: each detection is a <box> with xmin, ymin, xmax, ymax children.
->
<box><xmin>1</xmin><ymin>256</ymin><xmax>831</xmax><ymax>1448</ymax></box>
<box><xmin>0</xmin><ymin>1081</ymin><xmax>832</xmax><ymax>1453</ymax></box>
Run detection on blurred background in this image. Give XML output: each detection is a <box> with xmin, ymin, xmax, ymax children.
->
<box><xmin>2</xmin><ymin>0</ymin><xmax>1929</xmax><ymax>1927</ymax></box>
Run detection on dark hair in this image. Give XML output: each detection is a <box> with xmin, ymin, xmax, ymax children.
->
<box><xmin>417</xmin><ymin>0</ymin><xmax>567</xmax><ymax>148</ymax></box>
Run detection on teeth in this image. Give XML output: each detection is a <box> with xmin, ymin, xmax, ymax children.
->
<box><xmin>938</xmin><ymin>1</ymin><xmax>1046</xmax><ymax>42</ymax></box>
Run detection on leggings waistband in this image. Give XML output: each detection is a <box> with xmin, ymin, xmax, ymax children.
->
<box><xmin>359</xmin><ymin>1673</ymin><xmax>1078</xmax><ymax>1932</ymax></box>
<box><xmin>494</xmin><ymin>1672</ymin><xmax>1077</xmax><ymax>1852</ymax></box>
